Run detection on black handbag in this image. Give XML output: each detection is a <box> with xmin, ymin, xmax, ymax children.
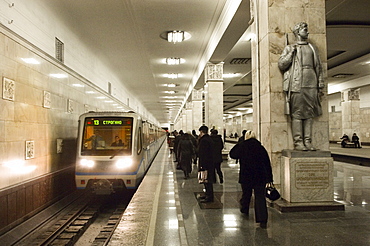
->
<box><xmin>266</xmin><ymin>183</ymin><xmax>280</xmax><ymax>201</ymax></box>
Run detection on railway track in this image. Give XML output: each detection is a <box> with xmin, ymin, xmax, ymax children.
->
<box><xmin>2</xmin><ymin>190</ymin><xmax>132</xmax><ymax>246</ymax></box>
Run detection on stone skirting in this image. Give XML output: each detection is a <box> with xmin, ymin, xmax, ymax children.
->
<box><xmin>0</xmin><ymin>167</ymin><xmax>75</xmax><ymax>235</ymax></box>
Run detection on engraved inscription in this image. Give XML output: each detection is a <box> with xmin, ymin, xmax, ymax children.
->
<box><xmin>295</xmin><ymin>162</ymin><xmax>329</xmax><ymax>189</ymax></box>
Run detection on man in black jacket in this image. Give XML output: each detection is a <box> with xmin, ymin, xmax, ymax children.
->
<box><xmin>198</xmin><ymin>125</ymin><xmax>215</xmax><ymax>203</ymax></box>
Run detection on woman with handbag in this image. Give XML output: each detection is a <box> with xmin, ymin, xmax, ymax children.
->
<box><xmin>229</xmin><ymin>130</ymin><xmax>273</xmax><ymax>228</ymax></box>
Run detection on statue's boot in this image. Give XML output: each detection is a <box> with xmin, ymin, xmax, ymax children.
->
<box><xmin>303</xmin><ymin>118</ymin><xmax>316</xmax><ymax>151</ymax></box>
<box><xmin>292</xmin><ymin>119</ymin><xmax>308</xmax><ymax>151</ymax></box>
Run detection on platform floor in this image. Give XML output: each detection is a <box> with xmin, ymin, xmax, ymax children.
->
<box><xmin>109</xmin><ymin>143</ymin><xmax>370</xmax><ymax>246</ymax></box>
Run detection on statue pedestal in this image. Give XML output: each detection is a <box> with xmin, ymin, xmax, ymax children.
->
<box><xmin>274</xmin><ymin>149</ymin><xmax>344</xmax><ymax>212</ymax></box>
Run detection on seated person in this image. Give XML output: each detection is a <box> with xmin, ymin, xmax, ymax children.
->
<box><xmin>111</xmin><ymin>136</ymin><xmax>124</xmax><ymax>147</ymax></box>
<box><xmin>340</xmin><ymin>134</ymin><xmax>350</xmax><ymax>148</ymax></box>
<box><xmin>352</xmin><ymin>133</ymin><xmax>361</xmax><ymax>148</ymax></box>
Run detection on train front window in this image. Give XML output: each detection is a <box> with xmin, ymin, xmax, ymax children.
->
<box><xmin>81</xmin><ymin>117</ymin><xmax>133</xmax><ymax>156</ymax></box>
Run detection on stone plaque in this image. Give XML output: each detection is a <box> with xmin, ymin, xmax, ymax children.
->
<box><xmin>295</xmin><ymin>162</ymin><xmax>329</xmax><ymax>189</ymax></box>
<box><xmin>2</xmin><ymin>77</ymin><xmax>15</xmax><ymax>101</ymax></box>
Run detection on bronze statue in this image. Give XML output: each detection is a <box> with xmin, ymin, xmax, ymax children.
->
<box><xmin>278</xmin><ymin>22</ymin><xmax>324</xmax><ymax>151</ymax></box>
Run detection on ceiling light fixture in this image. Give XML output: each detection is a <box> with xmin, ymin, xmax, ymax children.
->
<box><xmin>160</xmin><ymin>30</ymin><xmax>191</xmax><ymax>43</ymax></box>
<box><xmin>72</xmin><ymin>84</ymin><xmax>84</xmax><ymax>87</ymax></box>
<box><xmin>50</xmin><ymin>73</ymin><xmax>68</xmax><ymax>78</ymax></box>
<box><xmin>166</xmin><ymin>57</ymin><xmax>182</xmax><ymax>65</ymax></box>
<box><xmin>166</xmin><ymin>83</ymin><xmax>178</xmax><ymax>87</ymax></box>
<box><xmin>167</xmin><ymin>31</ymin><xmax>184</xmax><ymax>43</ymax></box>
<box><xmin>165</xmin><ymin>73</ymin><xmax>179</xmax><ymax>79</ymax></box>
<box><xmin>21</xmin><ymin>58</ymin><xmax>40</xmax><ymax>64</ymax></box>
<box><xmin>164</xmin><ymin>91</ymin><xmax>176</xmax><ymax>94</ymax></box>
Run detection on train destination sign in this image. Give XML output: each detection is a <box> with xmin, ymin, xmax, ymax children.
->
<box><xmin>85</xmin><ymin>117</ymin><xmax>132</xmax><ymax>126</ymax></box>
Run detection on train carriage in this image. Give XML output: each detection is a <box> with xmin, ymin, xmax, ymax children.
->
<box><xmin>75</xmin><ymin>111</ymin><xmax>165</xmax><ymax>194</ymax></box>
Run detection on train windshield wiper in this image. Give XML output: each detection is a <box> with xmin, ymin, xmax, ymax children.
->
<box><xmin>109</xmin><ymin>148</ymin><xmax>125</xmax><ymax>159</ymax></box>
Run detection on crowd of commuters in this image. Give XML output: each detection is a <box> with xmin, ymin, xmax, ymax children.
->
<box><xmin>167</xmin><ymin>127</ymin><xmax>274</xmax><ymax>228</ymax></box>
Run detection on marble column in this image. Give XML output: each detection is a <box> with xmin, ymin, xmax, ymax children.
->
<box><xmin>249</xmin><ymin>0</ymin><xmax>342</xmax><ymax>210</ymax></box>
<box><xmin>192</xmin><ymin>89</ymin><xmax>203</xmax><ymax>131</ymax></box>
<box><xmin>185</xmin><ymin>102</ymin><xmax>193</xmax><ymax>133</ymax></box>
<box><xmin>341</xmin><ymin>88</ymin><xmax>360</xmax><ymax>135</ymax></box>
<box><xmin>181</xmin><ymin>113</ymin><xmax>187</xmax><ymax>132</ymax></box>
<box><xmin>204</xmin><ymin>62</ymin><xmax>224</xmax><ymax>133</ymax></box>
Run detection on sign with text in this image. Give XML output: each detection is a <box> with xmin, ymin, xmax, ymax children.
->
<box><xmin>295</xmin><ymin>162</ymin><xmax>330</xmax><ymax>189</ymax></box>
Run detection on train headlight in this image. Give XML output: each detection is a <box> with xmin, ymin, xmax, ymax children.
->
<box><xmin>116</xmin><ymin>158</ymin><xmax>133</xmax><ymax>168</ymax></box>
<box><xmin>80</xmin><ymin>159</ymin><xmax>95</xmax><ymax>167</ymax></box>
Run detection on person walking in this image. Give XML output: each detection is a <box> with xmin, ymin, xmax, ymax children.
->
<box><xmin>210</xmin><ymin>129</ymin><xmax>224</xmax><ymax>184</ymax></box>
<box><xmin>197</xmin><ymin>125</ymin><xmax>215</xmax><ymax>203</ymax></box>
<box><xmin>229</xmin><ymin>130</ymin><xmax>273</xmax><ymax>228</ymax></box>
<box><xmin>177</xmin><ymin>133</ymin><xmax>195</xmax><ymax>179</ymax></box>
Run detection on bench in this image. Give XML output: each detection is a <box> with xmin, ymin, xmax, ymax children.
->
<box><xmin>337</xmin><ymin>141</ymin><xmax>356</xmax><ymax>148</ymax></box>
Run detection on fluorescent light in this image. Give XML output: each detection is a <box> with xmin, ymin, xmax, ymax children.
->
<box><xmin>223</xmin><ymin>73</ymin><xmax>240</xmax><ymax>78</ymax></box>
<box><xmin>165</xmin><ymin>73</ymin><xmax>179</xmax><ymax>79</ymax></box>
<box><xmin>21</xmin><ymin>58</ymin><xmax>40</xmax><ymax>64</ymax></box>
<box><xmin>162</xmin><ymin>96</ymin><xmax>177</xmax><ymax>99</ymax></box>
<box><xmin>167</xmin><ymin>83</ymin><xmax>177</xmax><ymax>87</ymax></box>
<box><xmin>50</xmin><ymin>73</ymin><xmax>68</xmax><ymax>78</ymax></box>
<box><xmin>86</xmin><ymin>91</ymin><xmax>96</xmax><ymax>94</ymax></box>
<box><xmin>96</xmin><ymin>96</ymin><xmax>106</xmax><ymax>99</ymax></box>
<box><xmin>72</xmin><ymin>84</ymin><xmax>84</xmax><ymax>87</ymax></box>
<box><xmin>164</xmin><ymin>91</ymin><xmax>176</xmax><ymax>94</ymax></box>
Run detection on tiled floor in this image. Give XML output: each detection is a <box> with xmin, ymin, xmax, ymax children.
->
<box><xmin>110</xmin><ymin>142</ymin><xmax>370</xmax><ymax>246</ymax></box>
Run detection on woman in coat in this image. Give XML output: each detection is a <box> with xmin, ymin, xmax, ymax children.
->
<box><xmin>229</xmin><ymin>130</ymin><xmax>273</xmax><ymax>228</ymax></box>
<box><xmin>177</xmin><ymin>133</ymin><xmax>195</xmax><ymax>179</ymax></box>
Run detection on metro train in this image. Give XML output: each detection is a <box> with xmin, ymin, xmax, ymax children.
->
<box><xmin>75</xmin><ymin>111</ymin><xmax>166</xmax><ymax>194</ymax></box>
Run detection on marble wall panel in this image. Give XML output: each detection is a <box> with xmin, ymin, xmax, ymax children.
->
<box><xmin>307</xmin><ymin>8</ymin><xmax>326</xmax><ymax>35</ymax></box>
<box><xmin>284</xmin><ymin>7</ymin><xmax>307</xmax><ymax>31</ymax></box>
<box><xmin>260</xmin><ymin>93</ymin><xmax>271</xmax><ymax>123</ymax></box>
<box><xmin>269</xmin><ymin>63</ymin><xmax>284</xmax><ymax>93</ymax></box>
<box><xmin>270</xmin><ymin>92</ymin><xmax>287</xmax><ymax>123</ymax></box>
<box><xmin>259</xmin><ymin>66</ymin><xmax>270</xmax><ymax>95</ymax></box>
<box><xmin>270</xmin><ymin>122</ymin><xmax>290</xmax><ymax>152</ymax></box>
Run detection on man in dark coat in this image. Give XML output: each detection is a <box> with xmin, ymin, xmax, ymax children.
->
<box><xmin>229</xmin><ymin>130</ymin><xmax>273</xmax><ymax>228</ymax></box>
<box><xmin>210</xmin><ymin>129</ymin><xmax>224</xmax><ymax>183</ymax></box>
<box><xmin>198</xmin><ymin>125</ymin><xmax>215</xmax><ymax>203</ymax></box>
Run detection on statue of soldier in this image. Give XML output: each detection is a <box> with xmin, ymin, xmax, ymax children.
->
<box><xmin>278</xmin><ymin>22</ymin><xmax>325</xmax><ymax>151</ymax></box>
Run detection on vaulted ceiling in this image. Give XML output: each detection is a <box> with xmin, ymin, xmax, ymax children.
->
<box><xmin>40</xmin><ymin>0</ymin><xmax>370</xmax><ymax>125</ymax></box>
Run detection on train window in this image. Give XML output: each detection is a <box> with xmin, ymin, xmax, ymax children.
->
<box><xmin>81</xmin><ymin>117</ymin><xmax>133</xmax><ymax>156</ymax></box>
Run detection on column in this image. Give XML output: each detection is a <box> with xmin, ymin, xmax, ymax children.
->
<box><xmin>185</xmin><ymin>102</ymin><xmax>193</xmax><ymax>133</ymax></box>
<box><xmin>204</xmin><ymin>62</ymin><xmax>223</xmax><ymax>133</ymax></box>
<box><xmin>181</xmin><ymin>112</ymin><xmax>187</xmax><ymax>132</ymax></box>
<box><xmin>341</xmin><ymin>88</ymin><xmax>360</xmax><ymax>135</ymax></box>
<box><xmin>250</xmin><ymin>0</ymin><xmax>342</xmax><ymax>210</ymax></box>
<box><xmin>192</xmin><ymin>89</ymin><xmax>203</xmax><ymax>131</ymax></box>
